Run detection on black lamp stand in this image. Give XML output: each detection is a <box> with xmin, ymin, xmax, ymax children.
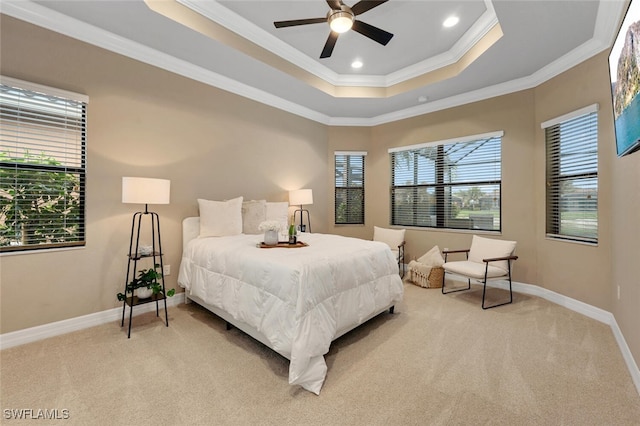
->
<box><xmin>293</xmin><ymin>205</ymin><xmax>311</xmax><ymax>233</ymax></box>
<box><xmin>120</xmin><ymin>203</ymin><xmax>168</xmax><ymax>338</ymax></box>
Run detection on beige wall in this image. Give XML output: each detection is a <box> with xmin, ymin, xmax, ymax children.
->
<box><xmin>367</xmin><ymin>92</ymin><xmax>538</xmax><ymax>286</ymax></box>
<box><xmin>327</xmin><ymin>54</ymin><xmax>637</xmax><ymax>366</ymax></box>
<box><xmin>0</xmin><ymin>16</ymin><xmax>328</xmax><ymax>333</ymax></box>
<box><xmin>328</xmin><ymin>92</ymin><xmax>539</xmax><ymax>285</ymax></box>
<box><xmin>611</xmin><ymin>144</ymin><xmax>640</xmax><ymax>374</ymax></box>
<box><xmin>533</xmin><ymin>52</ymin><xmax>614</xmax><ymax>310</ymax></box>
<box><xmin>1</xmin><ymin>14</ymin><xmax>638</xmax><ymax>371</ymax></box>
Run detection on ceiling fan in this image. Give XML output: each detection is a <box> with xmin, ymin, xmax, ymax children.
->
<box><xmin>273</xmin><ymin>0</ymin><xmax>394</xmax><ymax>59</ymax></box>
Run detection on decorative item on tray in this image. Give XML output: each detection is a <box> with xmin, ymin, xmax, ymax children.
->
<box><xmin>258</xmin><ymin>220</ymin><xmax>281</xmax><ymax>246</ymax></box>
<box><xmin>288</xmin><ymin>221</ymin><xmax>297</xmax><ymax>245</ymax></box>
<box><xmin>257</xmin><ymin>241</ymin><xmax>309</xmax><ymax>249</ymax></box>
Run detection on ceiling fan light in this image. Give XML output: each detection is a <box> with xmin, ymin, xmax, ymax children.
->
<box><xmin>329</xmin><ymin>11</ymin><xmax>354</xmax><ymax>33</ymax></box>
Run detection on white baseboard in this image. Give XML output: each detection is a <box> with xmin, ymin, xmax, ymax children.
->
<box><xmin>2</xmin><ymin>282</ymin><xmax>639</xmax><ymax>396</ymax></box>
<box><xmin>0</xmin><ymin>296</ymin><xmax>183</xmax><ymax>350</ymax></box>
<box><xmin>445</xmin><ymin>277</ymin><xmax>640</xmax><ymax>396</ymax></box>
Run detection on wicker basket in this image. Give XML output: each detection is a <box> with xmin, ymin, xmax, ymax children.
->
<box><xmin>410</xmin><ymin>265</ymin><xmax>444</xmax><ymax>288</ymax></box>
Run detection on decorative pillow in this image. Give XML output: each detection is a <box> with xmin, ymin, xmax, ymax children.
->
<box><xmin>242</xmin><ymin>200</ymin><xmax>267</xmax><ymax>234</ymax></box>
<box><xmin>468</xmin><ymin>235</ymin><xmax>516</xmax><ymax>273</ymax></box>
<box><xmin>266</xmin><ymin>202</ymin><xmax>289</xmax><ymax>232</ymax></box>
<box><xmin>373</xmin><ymin>226</ymin><xmax>405</xmax><ymax>249</ymax></box>
<box><xmin>197</xmin><ymin>196</ymin><xmax>243</xmax><ymax>237</ymax></box>
<box><xmin>417</xmin><ymin>245</ymin><xmax>445</xmax><ymax>267</ymax></box>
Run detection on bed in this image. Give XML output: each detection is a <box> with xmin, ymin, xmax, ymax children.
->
<box><xmin>178</xmin><ymin>207</ymin><xmax>404</xmax><ymax>394</ymax></box>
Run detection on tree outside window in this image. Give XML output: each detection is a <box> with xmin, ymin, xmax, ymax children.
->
<box><xmin>335</xmin><ymin>152</ymin><xmax>365</xmax><ymax>225</ymax></box>
<box><xmin>0</xmin><ymin>80</ymin><xmax>87</xmax><ymax>252</ymax></box>
<box><xmin>390</xmin><ymin>132</ymin><xmax>502</xmax><ymax>231</ymax></box>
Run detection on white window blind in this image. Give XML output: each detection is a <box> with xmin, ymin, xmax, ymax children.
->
<box><xmin>0</xmin><ymin>78</ymin><xmax>87</xmax><ymax>252</ymax></box>
<box><xmin>335</xmin><ymin>152</ymin><xmax>365</xmax><ymax>225</ymax></box>
<box><xmin>390</xmin><ymin>132</ymin><xmax>502</xmax><ymax>231</ymax></box>
<box><xmin>544</xmin><ymin>106</ymin><xmax>598</xmax><ymax>243</ymax></box>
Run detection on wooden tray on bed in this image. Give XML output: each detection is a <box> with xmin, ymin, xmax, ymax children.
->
<box><xmin>257</xmin><ymin>241</ymin><xmax>309</xmax><ymax>248</ymax></box>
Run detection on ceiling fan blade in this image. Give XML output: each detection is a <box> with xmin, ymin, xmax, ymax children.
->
<box><xmin>274</xmin><ymin>17</ymin><xmax>326</xmax><ymax>28</ymax></box>
<box><xmin>326</xmin><ymin>0</ymin><xmax>343</xmax><ymax>11</ymax></box>
<box><xmin>320</xmin><ymin>32</ymin><xmax>339</xmax><ymax>58</ymax></box>
<box><xmin>352</xmin><ymin>20</ymin><xmax>393</xmax><ymax>46</ymax></box>
<box><xmin>351</xmin><ymin>0</ymin><xmax>388</xmax><ymax>16</ymax></box>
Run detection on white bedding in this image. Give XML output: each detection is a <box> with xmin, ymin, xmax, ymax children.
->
<box><xmin>178</xmin><ymin>232</ymin><xmax>404</xmax><ymax>394</ymax></box>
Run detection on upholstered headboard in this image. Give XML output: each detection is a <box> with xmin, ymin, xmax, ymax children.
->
<box><xmin>182</xmin><ymin>217</ymin><xmax>200</xmax><ymax>251</ymax></box>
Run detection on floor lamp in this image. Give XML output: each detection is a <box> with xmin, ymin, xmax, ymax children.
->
<box><xmin>121</xmin><ymin>177</ymin><xmax>170</xmax><ymax>338</ymax></box>
<box><xmin>289</xmin><ymin>188</ymin><xmax>313</xmax><ymax>233</ymax></box>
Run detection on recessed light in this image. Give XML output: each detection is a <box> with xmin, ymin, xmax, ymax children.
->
<box><xmin>351</xmin><ymin>60</ymin><xmax>363</xmax><ymax>69</ymax></box>
<box><xmin>443</xmin><ymin>16</ymin><xmax>459</xmax><ymax>28</ymax></box>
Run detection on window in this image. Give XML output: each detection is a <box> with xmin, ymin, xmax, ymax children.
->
<box><xmin>0</xmin><ymin>77</ymin><xmax>87</xmax><ymax>252</ymax></box>
<box><xmin>542</xmin><ymin>104</ymin><xmax>598</xmax><ymax>243</ymax></box>
<box><xmin>390</xmin><ymin>132</ymin><xmax>502</xmax><ymax>231</ymax></box>
<box><xmin>335</xmin><ymin>151</ymin><xmax>365</xmax><ymax>224</ymax></box>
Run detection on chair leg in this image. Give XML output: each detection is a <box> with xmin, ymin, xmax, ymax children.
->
<box><xmin>441</xmin><ymin>272</ymin><xmax>472</xmax><ymax>294</ymax></box>
<box><xmin>482</xmin><ymin>263</ymin><xmax>514</xmax><ymax>309</ymax></box>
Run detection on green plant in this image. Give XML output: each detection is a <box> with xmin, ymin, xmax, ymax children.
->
<box><xmin>117</xmin><ymin>264</ymin><xmax>175</xmax><ymax>301</ymax></box>
<box><xmin>0</xmin><ymin>151</ymin><xmax>82</xmax><ymax>248</ymax></box>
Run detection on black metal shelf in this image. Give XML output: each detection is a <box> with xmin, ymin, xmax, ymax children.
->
<box><xmin>123</xmin><ymin>292</ymin><xmax>167</xmax><ymax>308</ymax></box>
<box><xmin>127</xmin><ymin>251</ymin><xmax>163</xmax><ymax>260</ymax></box>
<box><xmin>120</xmin><ymin>209</ymin><xmax>168</xmax><ymax>338</ymax></box>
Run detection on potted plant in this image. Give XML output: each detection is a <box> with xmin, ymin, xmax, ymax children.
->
<box><xmin>117</xmin><ymin>264</ymin><xmax>176</xmax><ymax>301</ymax></box>
<box><xmin>258</xmin><ymin>220</ymin><xmax>281</xmax><ymax>246</ymax></box>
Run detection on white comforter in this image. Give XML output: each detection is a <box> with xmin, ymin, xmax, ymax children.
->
<box><xmin>178</xmin><ymin>232</ymin><xmax>404</xmax><ymax>394</ymax></box>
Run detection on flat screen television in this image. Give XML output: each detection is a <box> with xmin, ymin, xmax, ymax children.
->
<box><xmin>609</xmin><ymin>0</ymin><xmax>640</xmax><ymax>157</ymax></box>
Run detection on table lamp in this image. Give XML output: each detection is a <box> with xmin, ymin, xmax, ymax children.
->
<box><xmin>289</xmin><ymin>188</ymin><xmax>313</xmax><ymax>233</ymax></box>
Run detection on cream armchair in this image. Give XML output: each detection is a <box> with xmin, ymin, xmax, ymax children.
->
<box><xmin>442</xmin><ymin>235</ymin><xmax>518</xmax><ymax>309</ymax></box>
<box><xmin>373</xmin><ymin>226</ymin><xmax>406</xmax><ymax>278</ymax></box>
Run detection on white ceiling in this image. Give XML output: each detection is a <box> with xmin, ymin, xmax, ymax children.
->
<box><xmin>2</xmin><ymin>0</ymin><xmax>627</xmax><ymax>125</ymax></box>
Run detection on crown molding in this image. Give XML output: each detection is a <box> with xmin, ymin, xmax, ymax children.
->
<box><xmin>1</xmin><ymin>0</ymin><xmax>332</xmax><ymax>125</ymax></box>
<box><xmin>178</xmin><ymin>0</ymin><xmax>500</xmax><ymax>89</ymax></box>
<box><xmin>384</xmin><ymin>0</ymin><xmax>499</xmax><ymax>86</ymax></box>
<box><xmin>1</xmin><ymin>0</ymin><xmax>625</xmax><ymax>127</ymax></box>
<box><xmin>177</xmin><ymin>0</ymin><xmax>342</xmax><ymax>85</ymax></box>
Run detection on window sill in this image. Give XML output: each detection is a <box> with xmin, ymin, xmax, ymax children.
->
<box><xmin>545</xmin><ymin>235</ymin><xmax>598</xmax><ymax>247</ymax></box>
<box><xmin>0</xmin><ymin>245</ymin><xmax>85</xmax><ymax>257</ymax></box>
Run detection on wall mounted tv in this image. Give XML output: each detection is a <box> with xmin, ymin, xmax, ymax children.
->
<box><xmin>609</xmin><ymin>0</ymin><xmax>640</xmax><ymax>157</ymax></box>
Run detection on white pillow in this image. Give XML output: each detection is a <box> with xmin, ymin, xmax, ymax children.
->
<box><xmin>266</xmin><ymin>202</ymin><xmax>289</xmax><ymax>232</ymax></box>
<box><xmin>417</xmin><ymin>245</ymin><xmax>444</xmax><ymax>267</ymax></box>
<box><xmin>198</xmin><ymin>197</ymin><xmax>243</xmax><ymax>237</ymax></box>
<box><xmin>468</xmin><ymin>235</ymin><xmax>516</xmax><ymax>273</ymax></box>
<box><xmin>373</xmin><ymin>226</ymin><xmax>405</xmax><ymax>249</ymax></box>
<box><xmin>242</xmin><ymin>200</ymin><xmax>266</xmax><ymax>234</ymax></box>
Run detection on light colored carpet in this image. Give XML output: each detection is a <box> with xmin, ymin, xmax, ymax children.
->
<box><xmin>1</xmin><ymin>282</ymin><xmax>639</xmax><ymax>425</ymax></box>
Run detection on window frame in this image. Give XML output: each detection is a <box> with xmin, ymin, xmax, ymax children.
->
<box><xmin>389</xmin><ymin>131</ymin><xmax>503</xmax><ymax>232</ymax></box>
<box><xmin>334</xmin><ymin>151</ymin><xmax>366</xmax><ymax>225</ymax></box>
<box><xmin>0</xmin><ymin>76</ymin><xmax>88</xmax><ymax>254</ymax></box>
<box><xmin>542</xmin><ymin>104</ymin><xmax>598</xmax><ymax>244</ymax></box>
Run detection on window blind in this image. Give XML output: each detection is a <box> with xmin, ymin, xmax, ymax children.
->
<box><xmin>390</xmin><ymin>132</ymin><xmax>502</xmax><ymax>231</ymax></box>
<box><xmin>544</xmin><ymin>107</ymin><xmax>598</xmax><ymax>243</ymax></box>
<box><xmin>0</xmin><ymin>80</ymin><xmax>87</xmax><ymax>252</ymax></box>
<box><xmin>335</xmin><ymin>153</ymin><xmax>365</xmax><ymax>224</ymax></box>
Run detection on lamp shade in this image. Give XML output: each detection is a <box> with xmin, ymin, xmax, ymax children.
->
<box><xmin>122</xmin><ymin>177</ymin><xmax>170</xmax><ymax>205</ymax></box>
<box><xmin>289</xmin><ymin>189</ymin><xmax>313</xmax><ymax>206</ymax></box>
